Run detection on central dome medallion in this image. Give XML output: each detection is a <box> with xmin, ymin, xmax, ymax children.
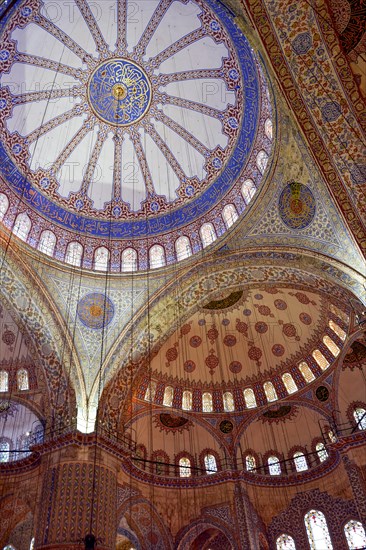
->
<box><xmin>88</xmin><ymin>58</ymin><xmax>152</xmax><ymax>126</ymax></box>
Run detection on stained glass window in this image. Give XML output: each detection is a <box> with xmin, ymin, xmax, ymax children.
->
<box><xmin>0</xmin><ymin>371</ymin><xmax>8</xmax><ymax>392</ymax></box>
<box><xmin>329</xmin><ymin>305</ymin><xmax>349</xmax><ymax>324</ymax></box>
<box><xmin>241</xmin><ymin>179</ymin><xmax>256</xmax><ymax>203</ymax></box>
<box><xmin>268</xmin><ymin>456</ymin><xmax>281</xmax><ymax>475</ymax></box>
<box><xmin>312</xmin><ymin>350</ymin><xmax>329</xmax><ymax>371</ymax></box>
<box><xmin>316</xmin><ymin>442</ymin><xmax>328</xmax><ymax>463</ymax></box>
<box><xmin>0</xmin><ymin>440</ymin><xmax>10</xmax><ymax>463</ymax></box>
<box><xmin>3</xmin><ymin>545</ymin><xmax>16</xmax><ymax>549</ymax></box>
<box><xmin>264</xmin><ymin>381</ymin><xmax>278</xmax><ymax>402</ymax></box>
<box><xmin>328</xmin><ymin>320</ymin><xmax>346</xmax><ymax>341</ymax></box>
<box><xmin>202</xmin><ymin>392</ymin><xmax>213</xmax><ymax>412</ymax></box>
<box><xmin>246</xmin><ymin>455</ymin><xmax>256</xmax><ymax>472</ymax></box>
<box><xmin>30</xmin><ymin>539</ymin><xmax>35</xmax><ymax>550</ymax></box>
<box><xmin>223</xmin><ymin>391</ymin><xmax>235</xmax><ymax>412</ymax></box>
<box><xmin>94</xmin><ymin>247</ymin><xmax>110</xmax><ymax>271</ymax></box>
<box><xmin>144</xmin><ymin>380</ymin><xmax>157</xmax><ymax>402</ymax></box>
<box><xmin>65</xmin><ymin>242</ymin><xmax>83</xmax><ymax>266</ymax></box>
<box><xmin>38</xmin><ymin>230</ymin><xmax>56</xmax><ymax>256</ymax></box>
<box><xmin>179</xmin><ymin>457</ymin><xmax>191</xmax><ymax>478</ymax></box>
<box><xmin>200</xmin><ymin>223</ymin><xmax>216</xmax><ymax>248</ymax></box>
<box><xmin>149</xmin><ymin>244</ymin><xmax>166</xmax><ymax>269</ymax></box>
<box><xmin>182</xmin><ymin>390</ymin><xmax>192</xmax><ymax>411</ymax></box>
<box><xmin>304</xmin><ymin>510</ymin><xmax>333</xmax><ymax>549</ymax></box>
<box><xmin>293</xmin><ymin>451</ymin><xmax>308</xmax><ymax>472</ymax></box>
<box><xmin>282</xmin><ymin>373</ymin><xmax>298</xmax><ymax>394</ymax></box>
<box><xmin>121</xmin><ymin>248</ymin><xmax>138</xmax><ymax>272</ymax></box>
<box><xmin>353</xmin><ymin>408</ymin><xmax>366</xmax><ymax>430</ymax></box>
<box><xmin>163</xmin><ymin>385</ymin><xmax>174</xmax><ymax>407</ymax></box>
<box><xmin>17</xmin><ymin>368</ymin><xmax>29</xmax><ymax>391</ymax></box>
<box><xmin>13</xmin><ymin>213</ymin><xmax>31</xmax><ymax>241</ymax></box>
<box><xmin>222</xmin><ymin>204</ymin><xmax>238</xmax><ymax>228</ymax></box>
<box><xmin>256</xmin><ymin>150</ymin><xmax>269</xmax><ymax>174</ymax></box>
<box><xmin>204</xmin><ymin>454</ymin><xmax>217</xmax><ymax>474</ymax></box>
<box><xmin>0</xmin><ymin>193</ymin><xmax>9</xmax><ymax>220</ymax></box>
<box><xmin>322</xmin><ymin>336</ymin><xmax>340</xmax><ymax>357</ymax></box>
<box><xmin>175</xmin><ymin>236</ymin><xmax>192</xmax><ymax>261</ymax></box>
<box><xmin>265</xmin><ymin>118</ymin><xmax>273</xmax><ymax>140</ymax></box>
<box><xmin>328</xmin><ymin>430</ymin><xmax>337</xmax><ymax>443</ymax></box>
<box><xmin>299</xmin><ymin>362</ymin><xmax>315</xmax><ymax>383</ymax></box>
<box><xmin>243</xmin><ymin>388</ymin><xmax>257</xmax><ymax>408</ymax></box>
<box><xmin>344</xmin><ymin>519</ymin><xmax>366</xmax><ymax>549</ymax></box>
<box><xmin>276</xmin><ymin>534</ymin><xmax>296</xmax><ymax>549</ymax></box>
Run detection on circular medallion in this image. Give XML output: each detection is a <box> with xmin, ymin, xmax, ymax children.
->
<box><xmin>220</xmin><ymin>420</ymin><xmax>233</xmax><ymax>433</ymax></box>
<box><xmin>77</xmin><ymin>293</ymin><xmax>115</xmax><ymax>329</ymax></box>
<box><xmin>88</xmin><ymin>58</ymin><xmax>152</xmax><ymax>126</ymax></box>
<box><xmin>315</xmin><ymin>385</ymin><xmax>329</xmax><ymax>402</ymax></box>
<box><xmin>278</xmin><ymin>183</ymin><xmax>316</xmax><ymax>229</ymax></box>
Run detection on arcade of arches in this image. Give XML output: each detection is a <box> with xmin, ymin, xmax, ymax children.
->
<box><xmin>0</xmin><ymin>0</ymin><xmax>365</xmax><ymax>548</ymax></box>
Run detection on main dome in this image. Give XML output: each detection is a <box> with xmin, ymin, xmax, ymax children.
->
<box><xmin>0</xmin><ymin>0</ymin><xmax>273</xmax><ymax>270</ymax></box>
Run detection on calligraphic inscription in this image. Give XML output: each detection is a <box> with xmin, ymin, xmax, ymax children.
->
<box><xmin>88</xmin><ymin>58</ymin><xmax>152</xmax><ymax>126</ymax></box>
<box><xmin>220</xmin><ymin>420</ymin><xmax>233</xmax><ymax>433</ymax></box>
<box><xmin>278</xmin><ymin>183</ymin><xmax>316</xmax><ymax>229</ymax></box>
<box><xmin>77</xmin><ymin>293</ymin><xmax>115</xmax><ymax>329</ymax></box>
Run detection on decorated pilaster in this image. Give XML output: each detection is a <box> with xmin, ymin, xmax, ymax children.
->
<box><xmin>35</xmin><ymin>436</ymin><xmax>120</xmax><ymax>550</ymax></box>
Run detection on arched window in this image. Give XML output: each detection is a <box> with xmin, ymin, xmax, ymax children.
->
<box><xmin>243</xmin><ymin>388</ymin><xmax>257</xmax><ymax>408</ymax></box>
<box><xmin>223</xmin><ymin>391</ymin><xmax>235</xmax><ymax>412</ymax></box>
<box><xmin>94</xmin><ymin>246</ymin><xmax>109</xmax><ymax>271</ymax></box>
<box><xmin>200</xmin><ymin>223</ymin><xmax>216</xmax><ymax>248</ymax></box>
<box><xmin>65</xmin><ymin>242</ymin><xmax>83</xmax><ymax>266</ymax></box>
<box><xmin>264</xmin><ymin>381</ymin><xmax>278</xmax><ymax>402</ymax></box>
<box><xmin>344</xmin><ymin>519</ymin><xmax>366</xmax><ymax>549</ymax></box>
<box><xmin>3</xmin><ymin>545</ymin><xmax>17</xmax><ymax>550</ymax></box>
<box><xmin>182</xmin><ymin>390</ymin><xmax>192</xmax><ymax>411</ymax></box>
<box><xmin>304</xmin><ymin>510</ymin><xmax>333</xmax><ymax>549</ymax></box>
<box><xmin>163</xmin><ymin>385</ymin><xmax>174</xmax><ymax>407</ymax></box>
<box><xmin>179</xmin><ymin>457</ymin><xmax>191</xmax><ymax>477</ymax></box>
<box><xmin>204</xmin><ymin>454</ymin><xmax>217</xmax><ymax>474</ymax></box>
<box><xmin>175</xmin><ymin>236</ymin><xmax>192</xmax><ymax>261</ymax></box>
<box><xmin>38</xmin><ymin>230</ymin><xmax>56</xmax><ymax>256</ymax></box>
<box><xmin>144</xmin><ymin>380</ymin><xmax>157</xmax><ymax>402</ymax></box>
<box><xmin>328</xmin><ymin>319</ymin><xmax>346</xmax><ymax>341</ymax></box>
<box><xmin>265</xmin><ymin>118</ymin><xmax>273</xmax><ymax>140</ymax></box>
<box><xmin>121</xmin><ymin>248</ymin><xmax>138</xmax><ymax>272</ymax></box>
<box><xmin>0</xmin><ymin>193</ymin><xmax>9</xmax><ymax>220</ymax></box>
<box><xmin>276</xmin><ymin>534</ymin><xmax>296</xmax><ymax>550</ymax></box>
<box><xmin>241</xmin><ymin>178</ymin><xmax>256</xmax><ymax>203</ymax></box>
<box><xmin>268</xmin><ymin>455</ymin><xmax>281</xmax><ymax>476</ymax></box>
<box><xmin>13</xmin><ymin>213</ymin><xmax>31</xmax><ymax>241</ymax></box>
<box><xmin>246</xmin><ymin>454</ymin><xmax>256</xmax><ymax>472</ymax></box>
<box><xmin>329</xmin><ymin>304</ymin><xmax>349</xmax><ymax>324</ymax></box>
<box><xmin>328</xmin><ymin>429</ymin><xmax>337</xmax><ymax>443</ymax></box>
<box><xmin>0</xmin><ymin>440</ymin><xmax>10</xmax><ymax>463</ymax></box>
<box><xmin>353</xmin><ymin>407</ymin><xmax>366</xmax><ymax>430</ymax></box>
<box><xmin>17</xmin><ymin>368</ymin><xmax>29</xmax><ymax>391</ymax></box>
<box><xmin>29</xmin><ymin>539</ymin><xmax>35</xmax><ymax>550</ymax></box>
<box><xmin>293</xmin><ymin>451</ymin><xmax>308</xmax><ymax>472</ymax></box>
<box><xmin>312</xmin><ymin>349</ymin><xmax>329</xmax><ymax>371</ymax></box>
<box><xmin>282</xmin><ymin>373</ymin><xmax>298</xmax><ymax>394</ymax></box>
<box><xmin>149</xmin><ymin>244</ymin><xmax>165</xmax><ymax>269</ymax></box>
<box><xmin>256</xmin><ymin>150</ymin><xmax>268</xmax><ymax>174</ymax></box>
<box><xmin>316</xmin><ymin>442</ymin><xmax>328</xmax><ymax>463</ymax></box>
<box><xmin>322</xmin><ymin>335</ymin><xmax>340</xmax><ymax>357</ymax></box>
<box><xmin>222</xmin><ymin>204</ymin><xmax>238</xmax><ymax>229</ymax></box>
<box><xmin>202</xmin><ymin>392</ymin><xmax>213</xmax><ymax>412</ymax></box>
<box><xmin>299</xmin><ymin>362</ymin><xmax>315</xmax><ymax>383</ymax></box>
<box><xmin>0</xmin><ymin>371</ymin><xmax>8</xmax><ymax>392</ymax></box>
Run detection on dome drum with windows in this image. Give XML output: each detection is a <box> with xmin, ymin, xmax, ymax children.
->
<box><xmin>0</xmin><ymin>0</ymin><xmax>272</xmax><ymax>271</ymax></box>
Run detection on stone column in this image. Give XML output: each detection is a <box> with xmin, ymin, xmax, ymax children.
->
<box><xmin>35</xmin><ymin>442</ymin><xmax>119</xmax><ymax>550</ymax></box>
